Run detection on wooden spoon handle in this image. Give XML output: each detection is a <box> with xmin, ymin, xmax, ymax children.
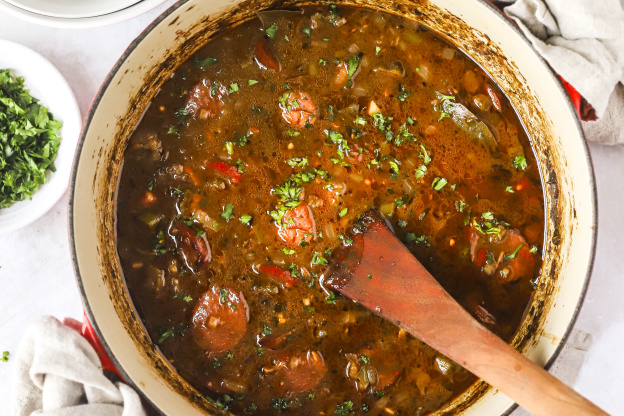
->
<box><xmin>327</xmin><ymin>217</ymin><xmax>607</xmax><ymax>416</ymax></box>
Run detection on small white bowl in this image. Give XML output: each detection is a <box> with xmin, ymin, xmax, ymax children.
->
<box><xmin>0</xmin><ymin>40</ymin><xmax>81</xmax><ymax>235</ymax></box>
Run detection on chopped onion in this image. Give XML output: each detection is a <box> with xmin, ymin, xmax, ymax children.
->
<box><xmin>350</xmin><ymin>173</ymin><xmax>364</xmax><ymax>183</ymax></box>
<box><xmin>348</xmin><ymin>43</ymin><xmax>360</xmax><ymax>54</ymax></box>
<box><xmin>442</xmin><ymin>48</ymin><xmax>456</xmax><ymax>60</ymax></box>
<box><xmin>416</xmin><ymin>64</ymin><xmax>430</xmax><ymax>82</ymax></box>
<box><xmin>221</xmin><ymin>379</ymin><xmax>249</xmax><ymax>394</ymax></box>
<box><xmin>353</xmin><ymin>85</ymin><xmax>368</xmax><ymax>96</ymax></box>
<box><xmin>324</xmin><ymin>223</ymin><xmax>337</xmax><ymax>239</ymax></box>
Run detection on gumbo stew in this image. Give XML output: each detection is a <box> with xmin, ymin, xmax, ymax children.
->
<box><xmin>116</xmin><ymin>5</ymin><xmax>544</xmax><ymax>415</ymax></box>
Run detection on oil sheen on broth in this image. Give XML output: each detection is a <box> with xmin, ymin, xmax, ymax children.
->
<box><xmin>116</xmin><ymin>5</ymin><xmax>544</xmax><ymax>415</ymax></box>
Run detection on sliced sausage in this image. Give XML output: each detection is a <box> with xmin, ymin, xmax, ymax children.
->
<box><xmin>192</xmin><ymin>287</ymin><xmax>248</xmax><ymax>353</ymax></box>
<box><xmin>273</xmin><ymin>350</ymin><xmax>327</xmax><ymax>394</ymax></box>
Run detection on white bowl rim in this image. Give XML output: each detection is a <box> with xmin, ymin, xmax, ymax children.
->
<box><xmin>68</xmin><ymin>1</ymin><xmax>598</xmax><ymax>414</ymax></box>
<box><xmin>0</xmin><ymin>0</ymin><xmax>168</xmax><ymax>29</ymax></box>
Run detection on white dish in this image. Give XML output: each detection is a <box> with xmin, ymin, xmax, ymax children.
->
<box><xmin>0</xmin><ymin>40</ymin><xmax>81</xmax><ymax>235</ymax></box>
<box><xmin>0</xmin><ymin>0</ymin><xmax>169</xmax><ymax>29</ymax></box>
<box><xmin>3</xmin><ymin>0</ymin><xmax>140</xmax><ymax>19</ymax></box>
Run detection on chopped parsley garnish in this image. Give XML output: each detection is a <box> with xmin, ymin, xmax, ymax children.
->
<box><xmin>286</xmin><ymin>128</ymin><xmax>300</xmax><ymax>136</ymax></box>
<box><xmin>415</xmin><ymin>164</ymin><xmax>428</xmax><ymax>178</ymax></box>
<box><xmin>1</xmin><ymin>351</ymin><xmax>8</xmax><ymax>363</ymax></box>
<box><xmin>530</xmin><ymin>245</ymin><xmax>538</xmax><ymax>254</ymax></box>
<box><xmin>286</xmin><ymin>157</ymin><xmax>308</xmax><ymax>167</ymax></box>
<box><xmin>248</xmin><ymin>79</ymin><xmax>259</xmax><ymax>86</ymax></box>
<box><xmin>266</xmin><ymin>23</ymin><xmax>278</xmax><ymax>39</ymax></box>
<box><xmin>158</xmin><ymin>327</ymin><xmax>175</xmax><ymax>344</ymax></box>
<box><xmin>228</xmin><ymin>83</ymin><xmax>239</xmax><ymax>93</ymax></box>
<box><xmin>326</xmin><ymin>291</ymin><xmax>336</xmax><ymax>304</ymax></box>
<box><xmin>505</xmin><ymin>185</ymin><xmax>515</xmax><ymax>193</ymax></box>
<box><xmin>167</xmin><ymin>125</ymin><xmax>180</xmax><ymax>136</ymax></box>
<box><xmin>282</xmin><ymin>247</ymin><xmax>295</xmax><ymax>255</ymax></box>
<box><xmin>220</xmin><ymin>203</ymin><xmax>234</xmax><ymax>221</ymax></box>
<box><xmin>147</xmin><ymin>179</ymin><xmax>154</xmax><ymax>191</ymax></box>
<box><xmin>455</xmin><ymin>200</ymin><xmax>466</xmax><ymax>212</ymax></box>
<box><xmin>239</xmin><ymin>214</ymin><xmax>252</xmax><ymax>225</ymax></box>
<box><xmin>219</xmin><ymin>288</ymin><xmax>229</xmax><ymax>304</ymax></box>
<box><xmin>404</xmin><ymin>233</ymin><xmax>431</xmax><ymax>246</ymax></box>
<box><xmin>339</xmin><ymin>207</ymin><xmax>348</xmax><ymax>217</ymax></box>
<box><xmin>194</xmin><ymin>56</ymin><xmax>218</xmax><ymax>67</ymax></box>
<box><xmin>360</xmin><ymin>354</ymin><xmax>370</xmax><ymax>364</ymax></box>
<box><xmin>152</xmin><ymin>230</ymin><xmax>167</xmax><ymax>255</ymax></box>
<box><xmin>335</xmin><ymin>401</ymin><xmax>354</xmax><ymax>415</ymax></box>
<box><xmin>262</xmin><ymin>324</ymin><xmax>272</xmax><ymax>336</ymax></box>
<box><xmin>375</xmin><ymin>46</ymin><xmax>381</xmax><ymax>54</ymax></box>
<box><xmin>312</xmin><ymin>252</ymin><xmax>328</xmax><ymax>267</ymax></box>
<box><xmin>419</xmin><ymin>144</ymin><xmax>431</xmax><ymax>164</ymax></box>
<box><xmin>481</xmin><ymin>211</ymin><xmax>494</xmax><ymax>220</ymax></box>
<box><xmin>431</xmin><ymin>177</ymin><xmax>448</xmax><ymax>191</ymax></box>
<box><xmin>303</xmin><ymin>305</ymin><xmax>315</xmax><ymax>313</ymax></box>
<box><xmin>512</xmin><ymin>155</ymin><xmax>528</xmax><ymax>170</ymax></box>
<box><xmin>318</xmin><ymin>58</ymin><xmax>328</xmax><ymax>66</ymax></box>
<box><xmin>504</xmin><ymin>244</ymin><xmax>524</xmax><ymax>260</ymax></box>
<box><xmin>174</xmin><ymin>293</ymin><xmax>193</xmax><ymax>303</ymax></box>
<box><xmin>345</xmin><ymin>54</ymin><xmax>360</xmax><ymax>88</ymax></box>
<box><xmin>396</xmin><ymin>85</ymin><xmax>411</xmax><ymax>101</ymax></box>
<box><xmin>302</xmin><ymin>26</ymin><xmax>311</xmax><ymax>37</ymax></box>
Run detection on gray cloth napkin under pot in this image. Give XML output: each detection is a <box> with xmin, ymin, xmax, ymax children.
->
<box><xmin>503</xmin><ymin>0</ymin><xmax>624</xmax><ymax>145</ymax></box>
<box><xmin>11</xmin><ymin>316</ymin><xmax>146</xmax><ymax>416</ymax></box>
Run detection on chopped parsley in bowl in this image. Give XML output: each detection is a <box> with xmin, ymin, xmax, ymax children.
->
<box><xmin>0</xmin><ymin>68</ymin><xmax>62</xmax><ymax>208</ymax></box>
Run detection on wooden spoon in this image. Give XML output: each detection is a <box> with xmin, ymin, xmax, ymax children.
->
<box><xmin>325</xmin><ymin>212</ymin><xmax>606</xmax><ymax>416</ymax></box>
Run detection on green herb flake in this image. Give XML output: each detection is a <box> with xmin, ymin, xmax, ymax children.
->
<box><xmin>248</xmin><ymin>79</ymin><xmax>260</xmax><ymax>86</ymax></box>
<box><xmin>431</xmin><ymin>177</ymin><xmax>448</xmax><ymax>191</ymax></box>
<box><xmin>262</xmin><ymin>324</ymin><xmax>272</xmax><ymax>336</ymax></box>
<box><xmin>530</xmin><ymin>245</ymin><xmax>538</xmax><ymax>254</ymax></box>
<box><xmin>339</xmin><ymin>207</ymin><xmax>348</xmax><ymax>217</ymax></box>
<box><xmin>375</xmin><ymin>46</ymin><xmax>381</xmax><ymax>55</ymax></box>
<box><xmin>282</xmin><ymin>247</ymin><xmax>295</xmax><ymax>255</ymax></box>
<box><xmin>505</xmin><ymin>185</ymin><xmax>515</xmax><ymax>193</ymax></box>
<box><xmin>286</xmin><ymin>157</ymin><xmax>308</xmax><ymax>167</ymax></box>
<box><xmin>303</xmin><ymin>305</ymin><xmax>315</xmax><ymax>313</ymax></box>
<box><xmin>266</xmin><ymin>23</ymin><xmax>278</xmax><ymax>39</ymax></box>
<box><xmin>194</xmin><ymin>56</ymin><xmax>218</xmax><ymax>67</ymax></box>
<box><xmin>346</xmin><ymin>55</ymin><xmax>360</xmax><ymax>80</ymax></box>
<box><xmin>1</xmin><ymin>351</ymin><xmax>8</xmax><ymax>363</ymax></box>
<box><xmin>220</xmin><ymin>288</ymin><xmax>229</xmax><ymax>304</ymax></box>
<box><xmin>326</xmin><ymin>291</ymin><xmax>336</xmax><ymax>304</ymax></box>
<box><xmin>505</xmin><ymin>244</ymin><xmax>524</xmax><ymax>260</ymax></box>
<box><xmin>302</xmin><ymin>26</ymin><xmax>312</xmax><ymax>37</ymax></box>
<box><xmin>240</xmin><ymin>214</ymin><xmax>252</xmax><ymax>225</ymax></box>
<box><xmin>221</xmin><ymin>203</ymin><xmax>234</xmax><ymax>221</ymax></box>
<box><xmin>512</xmin><ymin>155</ymin><xmax>528</xmax><ymax>170</ymax></box>
<box><xmin>360</xmin><ymin>354</ymin><xmax>370</xmax><ymax>364</ymax></box>
<box><xmin>158</xmin><ymin>327</ymin><xmax>175</xmax><ymax>344</ymax></box>
<box><xmin>228</xmin><ymin>83</ymin><xmax>239</xmax><ymax>93</ymax></box>
<box><xmin>335</xmin><ymin>401</ymin><xmax>354</xmax><ymax>415</ymax></box>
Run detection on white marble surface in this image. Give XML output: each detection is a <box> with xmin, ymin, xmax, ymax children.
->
<box><xmin>0</xmin><ymin>3</ymin><xmax>623</xmax><ymax>414</ymax></box>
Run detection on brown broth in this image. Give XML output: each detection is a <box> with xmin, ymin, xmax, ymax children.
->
<box><xmin>116</xmin><ymin>6</ymin><xmax>544</xmax><ymax>415</ymax></box>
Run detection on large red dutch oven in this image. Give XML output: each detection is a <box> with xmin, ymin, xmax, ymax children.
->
<box><xmin>69</xmin><ymin>0</ymin><xmax>597</xmax><ymax>414</ymax></box>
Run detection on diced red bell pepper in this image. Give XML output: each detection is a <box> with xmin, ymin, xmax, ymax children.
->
<box><xmin>205</xmin><ymin>161</ymin><xmax>243</xmax><ymax>184</ymax></box>
<box><xmin>259</xmin><ymin>265</ymin><xmax>298</xmax><ymax>288</ymax></box>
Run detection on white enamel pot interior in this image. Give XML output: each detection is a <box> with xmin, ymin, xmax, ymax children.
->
<box><xmin>69</xmin><ymin>0</ymin><xmax>597</xmax><ymax>415</ymax></box>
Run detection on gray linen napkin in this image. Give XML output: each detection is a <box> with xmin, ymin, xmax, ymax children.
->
<box><xmin>503</xmin><ymin>0</ymin><xmax>624</xmax><ymax>145</ymax></box>
<box><xmin>11</xmin><ymin>316</ymin><xmax>146</xmax><ymax>416</ymax></box>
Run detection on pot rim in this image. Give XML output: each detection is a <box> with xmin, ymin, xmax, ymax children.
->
<box><xmin>68</xmin><ymin>1</ymin><xmax>598</xmax><ymax>414</ymax></box>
